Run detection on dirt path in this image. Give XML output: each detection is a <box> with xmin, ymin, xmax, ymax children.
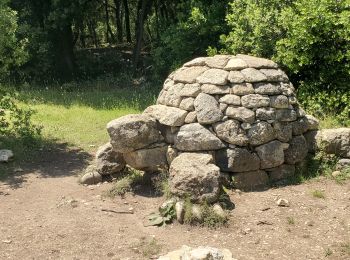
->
<box><xmin>1</xmin><ymin>147</ymin><xmax>350</xmax><ymax>260</ymax></box>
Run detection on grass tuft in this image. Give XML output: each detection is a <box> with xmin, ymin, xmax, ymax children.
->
<box><xmin>312</xmin><ymin>189</ymin><xmax>326</xmax><ymax>199</ymax></box>
<box><xmin>287</xmin><ymin>216</ymin><xmax>295</xmax><ymax>225</ymax></box>
<box><xmin>106</xmin><ymin>168</ymin><xmax>143</xmax><ymax>197</ymax></box>
<box><xmin>324</xmin><ymin>248</ymin><xmax>333</xmax><ymax>257</ymax></box>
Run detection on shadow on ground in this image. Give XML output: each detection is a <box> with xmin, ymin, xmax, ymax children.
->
<box><xmin>0</xmin><ymin>137</ymin><xmax>92</xmax><ymax>190</ymax></box>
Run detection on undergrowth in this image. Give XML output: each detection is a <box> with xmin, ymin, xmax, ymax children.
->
<box><xmin>289</xmin><ymin>149</ymin><xmax>338</xmax><ymax>184</ymax></box>
<box><xmin>183</xmin><ymin>198</ymin><xmax>228</xmax><ymax>228</ymax></box>
<box><xmin>105</xmin><ymin>167</ymin><xmax>143</xmax><ymax>197</ymax></box>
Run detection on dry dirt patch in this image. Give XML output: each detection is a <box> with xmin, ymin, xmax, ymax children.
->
<box><xmin>1</xmin><ymin>154</ymin><xmax>349</xmax><ymax>259</ymax></box>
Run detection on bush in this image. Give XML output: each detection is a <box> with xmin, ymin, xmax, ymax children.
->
<box><xmin>0</xmin><ymin>0</ymin><xmax>27</xmax><ymax>80</ymax></box>
<box><xmin>297</xmin><ymin>84</ymin><xmax>350</xmax><ymax>126</ymax></box>
<box><xmin>222</xmin><ymin>0</ymin><xmax>350</xmax><ymax>90</ymax></box>
<box><xmin>0</xmin><ymin>88</ymin><xmax>41</xmax><ymax>139</ymax></box>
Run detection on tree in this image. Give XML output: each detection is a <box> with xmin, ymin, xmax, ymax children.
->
<box><xmin>0</xmin><ymin>0</ymin><xmax>27</xmax><ymax>79</ymax></box>
<box><xmin>10</xmin><ymin>0</ymin><xmax>98</xmax><ymax>81</ymax></box>
<box><xmin>151</xmin><ymin>0</ymin><xmax>229</xmax><ymax>77</ymax></box>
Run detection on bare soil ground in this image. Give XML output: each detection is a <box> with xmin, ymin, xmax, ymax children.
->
<box><xmin>1</xmin><ymin>146</ymin><xmax>350</xmax><ymax>260</ymax></box>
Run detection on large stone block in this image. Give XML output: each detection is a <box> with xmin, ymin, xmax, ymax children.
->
<box><xmin>123</xmin><ymin>144</ymin><xmax>168</xmax><ymax>171</ymax></box>
<box><xmin>284</xmin><ymin>135</ymin><xmax>308</xmax><ymax>164</ymax></box>
<box><xmin>174</xmin><ymin>123</ymin><xmax>225</xmax><ymax>151</ymax></box>
<box><xmin>95</xmin><ymin>143</ymin><xmax>125</xmax><ymax>175</ymax></box>
<box><xmin>226</xmin><ymin>107</ymin><xmax>255</xmax><ymax>123</ymax></box>
<box><xmin>317</xmin><ymin>128</ymin><xmax>350</xmax><ymax>158</ymax></box>
<box><xmin>213</xmin><ymin>120</ymin><xmax>249</xmax><ymax>146</ymax></box>
<box><xmin>144</xmin><ymin>105</ymin><xmax>188</xmax><ymax>126</ymax></box>
<box><xmin>248</xmin><ymin>122</ymin><xmax>275</xmax><ymax>146</ymax></box>
<box><xmin>236</xmin><ymin>54</ymin><xmax>278</xmax><ymax>68</ymax></box>
<box><xmin>169</xmin><ymin>153</ymin><xmax>221</xmax><ymax>203</ymax></box>
<box><xmin>173</xmin><ymin>66</ymin><xmax>208</xmax><ymax>83</ymax></box>
<box><xmin>197</xmin><ymin>68</ymin><xmax>229</xmax><ymax>85</ymax></box>
<box><xmin>266</xmin><ymin>164</ymin><xmax>295</xmax><ymax>182</ymax></box>
<box><xmin>255</xmin><ymin>140</ymin><xmax>286</xmax><ymax>169</ymax></box>
<box><xmin>232</xmin><ymin>170</ymin><xmax>269</xmax><ymax>191</ymax></box>
<box><xmin>241</xmin><ymin>94</ymin><xmax>270</xmax><ymax>108</ymax></box>
<box><xmin>107</xmin><ymin>114</ymin><xmax>163</xmax><ymax>153</ymax></box>
<box><xmin>216</xmin><ymin>148</ymin><xmax>260</xmax><ymax>172</ymax></box>
<box><xmin>194</xmin><ymin>93</ymin><xmax>223</xmax><ymax>124</ymax></box>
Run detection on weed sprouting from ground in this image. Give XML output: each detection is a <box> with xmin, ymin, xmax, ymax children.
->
<box><xmin>324</xmin><ymin>248</ymin><xmax>333</xmax><ymax>257</ymax></box>
<box><xmin>312</xmin><ymin>190</ymin><xmax>326</xmax><ymax>199</ymax></box>
<box><xmin>183</xmin><ymin>198</ymin><xmax>195</xmax><ymax>225</ymax></box>
<box><xmin>289</xmin><ymin>149</ymin><xmax>338</xmax><ymax>184</ymax></box>
<box><xmin>201</xmin><ymin>203</ymin><xmax>228</xmax><ymax>228</ymax></box>
<box><xmin>287</xmin><ymin>216</ymin><xmax>295</xmax><ymax>225</ymax></box>
<box><xmin>183</xmin><ymin>198</ymin><xmax>228</xmax><ymax>228</ymax></box>
<box><xmin>332</xmin><ymin>167</ymin><xmax>350</xmax><ymax>184</ymax></box>
<box><xmin>132</xmin><ymin>237</ymin><xmax>162</xmax><ymax>258</ymax></box>
<box><xmin>340</xmin><ymin>243</ymin><xmax>350</xmax><ymax>256</ymax></box>
<box><xmin>152</xmin><ymin>170</ymin><xmax>171</xmax><ymax>198</ymax></box>
<box><xmin>106</xmin><ymin>168</ymin><xmax>143</xmax><ymax>197</ymax></box>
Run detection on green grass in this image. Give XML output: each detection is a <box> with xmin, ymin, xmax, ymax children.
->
<box><xmin>312</xmin><ymin>189</ymin><xmax>326</xmax><ymax>199</ymax></box>
<box><xmin>31</xmin><ymin>103</ymin><xmax>138</xmax><ymax>152</ymax></box>
<box><xmin>332</xmin><ymin>168</ymin><xmax>350</xmax><ymax>184</ymax></box>
<box><xmin>0</xmin><ymin>82</ymin><xmax>159</xmax><ymax>177</ymax></box>
<box><xmin>319</xmin><ymin>116</ymin><xmax>350</xmax><ymax>129</ymax></box>
<box><xmin>14</xmin><ymin>85</ymin><xmax>158</xmax><ymax>152</ymax></box>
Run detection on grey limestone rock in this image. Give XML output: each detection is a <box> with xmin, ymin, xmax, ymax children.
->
<box><xmin>174</xmin><ymin>123</ymin><xmax>225</xmax><ymax>151</ymax></box>
<box><xmin>216</xmin><ymin>148</ymin><xmax>260</xmax><ymax>172</ymax></box>
<box><xmin>194</xmin><ymin>93</ymin><xmax>223</xmax><ymax>124</ymax></box>
<box><xmin>107</xmin><ymin>114</ymin><xmax>163</xmax><ymax>153</ymax></box>
<box><xmin>169</xmin><ymin>153</ymin><xmax>221</xmax><ymax>203</ymax></box>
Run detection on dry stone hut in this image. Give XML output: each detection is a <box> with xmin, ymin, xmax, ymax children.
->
<box><xmin>83</xmin><ymin>54</ymin><xmax>330</xmax><ymax>203</ymax></box>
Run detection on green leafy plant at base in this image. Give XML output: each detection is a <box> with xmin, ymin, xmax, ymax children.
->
<box><xmin>324</xmin><ymin>248</ymin><xmax>333</xmax><ymax>257</ymax></box>
<box><xmin>147</xmin><ymin>201</ymin><xmax>176</xmax><ymax>227</ymax></box>
<box><xmin>183</xmin><ymin>197</ymin><xmax>195</xmax><ymax>225</ymax></box>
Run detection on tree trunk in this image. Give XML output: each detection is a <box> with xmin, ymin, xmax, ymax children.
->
<box><xmin>133</xmin><ymin>0</ymin><xmax>145</xmax><ymax>70</ymax></box>
<box><xmin>104</xmin><ymin>0</ymin><xmax>114</xmax><ymax>43</ymax></box>
<box><xmin>154</xmin><ymin>0</ymin><xmax>160</xmax><ymax>40</ymax></box>
<box><xmin>123</xmin><ymin>0</ymin><xmax>132</xmax><ymax>43</ymax></box>
<box><xmin>114</xmin><ymin>0</ymin><xmax>123</xmax><ymax>42</ymax></box>
<box><xmin>88</xmin><ymin>20</ymin><xmax>99</xmax><ymax>48</ymax></box>
<box><xmin>133</xmin><ymin>0</ymin><xmax>153</xmax><ymax>70</ymax></box>
<box><xmin>55</xmin><ymin>25</ymin><xmax>76</xmax><ymax>80</ymax></box>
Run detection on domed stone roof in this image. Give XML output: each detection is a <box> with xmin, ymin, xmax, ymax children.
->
<box><xmin>145</xmin><ymin>54</ymin><xmax>319</xmax><ymax>189</ymax></box>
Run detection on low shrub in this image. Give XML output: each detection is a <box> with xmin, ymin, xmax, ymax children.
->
<box><xmin>0</xmin><ymin>88</ymin><xmax>41</xmax><ymax>140</ymax></box>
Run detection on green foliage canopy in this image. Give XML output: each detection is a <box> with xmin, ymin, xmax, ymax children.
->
<box><xmin>151</xmin><ymin>0</ymin><xmax>229</xmax><ymax>77</ymax></box>
<box><xmin>0</xmin><ymin>0</ymin><xmax>27</xmax><ymax>79</ymax></box>
<box><xmin>221</xmin><ymin>0</ymin><xmax>350</xmax><ymax>92</ymax></box>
